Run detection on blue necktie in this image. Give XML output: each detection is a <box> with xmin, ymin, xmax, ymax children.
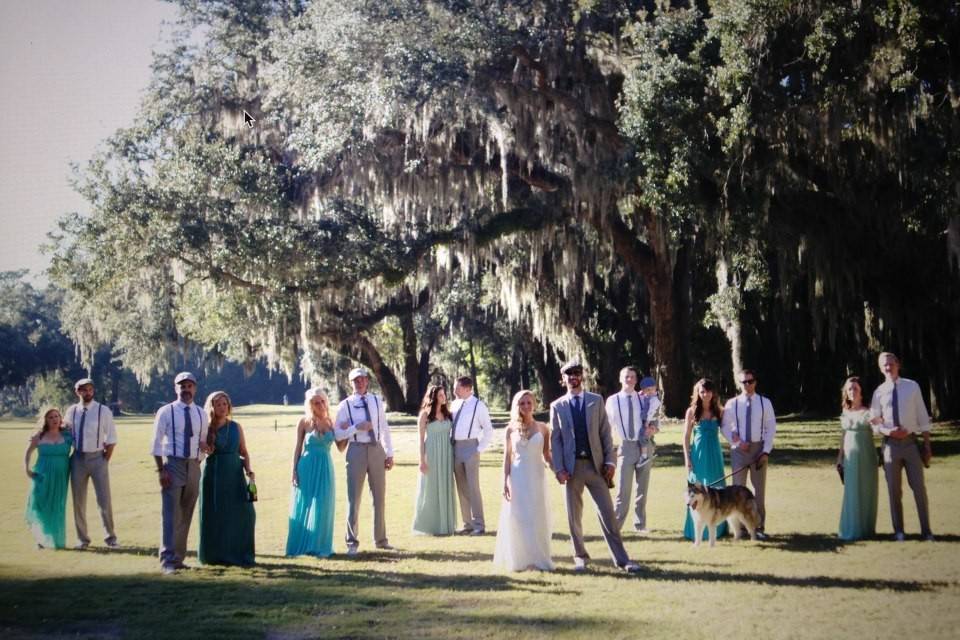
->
<box><xmin>573</xmin><ymin>395</ymin><xmax>581</xmax><ymax>415</ymax></box>
<box><xmin>78</xmin><ymin>408</ymin><xmax>87</xmax><ymax>453</ymax></box>
<box><xmin>183</xmin><ymin>407</ymin><xmax>193</xmax><ymax>457</ymax></box>
<box><xmin>892</xmin><ymin>382</ymin><xmax>900</xmax><ymax>427</ymax></box>
<box><xmin>745</xmin><ymin>398</ymin><xmax>753</xmax><ymax>443</ymax></box>
<box><xmin>626</xmin><ymin>396</ymin><xmax>635</xmax><ymax>440</ymax></box>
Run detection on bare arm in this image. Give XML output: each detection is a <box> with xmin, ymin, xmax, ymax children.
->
<box><xmin>502</xmin><ymin>426</ymin><xmax>514</xmax><ymax>500</ymax></box>
<box><xmin>24</xmin><ymin>437</ymin><xmax>39</xmax><ymax>479</ymax></box>
<box><xmin>683</xmin><ymin>408</ymin><xmax>694</xmax><ymax>472</ymax></box>
<box><xmin>540</xmin><ymin>422</ymin><xmax>552</xmax><ymax>466</ymax></box>
<box><xmin>837</xmin><ymin>416</ymin><xmax>845</xmax><ymax>466</ymax></box>
<box><xmin>236</xmin><ymin>423</ymin><xmax>253</xmax><ymax>478</ymax></box>
<box><xmin>291</xmin><ymin>419</ymin><xmax>306</xmax><ymax>485</ymax></box>
<box><xmin>418</xmin><ymin>413</ymin><xmax>429</xmax><ymax>474</ymax></box>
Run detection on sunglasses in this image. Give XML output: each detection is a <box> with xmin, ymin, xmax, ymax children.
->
<box><xmin>740</xmin><ymin>379</ymin><xmax>756</xmax><ymax>385</ymax></box>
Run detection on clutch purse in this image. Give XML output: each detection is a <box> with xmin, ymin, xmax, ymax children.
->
<box><xmin>246</xmin><ymin>481</ymin><xmax>258</xmax><ymax>502</ymax></box>
<box><xmin>836</xmin><ymin>463</ymin><xmax>844</xmax><ymax>484</ymax></box>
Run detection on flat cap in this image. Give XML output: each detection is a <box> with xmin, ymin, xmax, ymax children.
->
<box><xmin>348</xmin><ymin>367</ymin><xmax>370</xmax><ymax>381</ymax></box>
<box><xmin>174</xmin><ymin>371</ymin><xmax>197</xmax><ymax>385</ymax></box>
<box><xmin>74</xmin><ymin>378</ymin><xmax>94</xmax><ymax>390</ymax></box>
<box><xmin>560</xmin><ymin>359</ymin><xmax>584</xmax><ymax>374</ymax></box>
<box><xmin>639</xmin><ymin>376</ymin><xmax>657</xmax><ymax>389</ymax></box>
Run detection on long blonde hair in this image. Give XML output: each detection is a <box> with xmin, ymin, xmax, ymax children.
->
<box><xmin>204</xmin><ymin>391</ymin><xmax>233</xmax><ymax>425</ymax></box>
<box><xmin>509</xmin><ymin>390</ymin><xmax>537</xmax><ymax>429</ymax></box>
<box><xmin>304</xmin><ymin>388</ymin><xmax>332</xmax><ymax>427</ymax></box>
<box><xmin>37</xmin><ymin>407</ymin><xmax>63</xmax><ymax>435</ymax></box>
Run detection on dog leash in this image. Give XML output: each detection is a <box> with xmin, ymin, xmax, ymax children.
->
<box><xmin>706</xmin><ymin>451</ymin><xmax>767</xmax><ymax>487</ymax></box>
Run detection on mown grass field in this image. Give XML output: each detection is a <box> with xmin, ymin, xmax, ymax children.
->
<box><xmin>1</xmin><ymin>405</ymin><xmax>958</xmax><ymax>639</ymax></box>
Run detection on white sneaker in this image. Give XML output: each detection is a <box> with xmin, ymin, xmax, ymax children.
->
<box><xmin>346</xmin><ymin>546</ymin><xmax>358</xmax><ymax>556</ymax></box>
<box><xmin>573</xmin><ymin>557</ymin><xmax>587</xmax><ymax>572</ymax></box>
<box><xmin>621</xmin><ymin>562</ymin><xmax>642</xmax><ymax>573</ymax></box>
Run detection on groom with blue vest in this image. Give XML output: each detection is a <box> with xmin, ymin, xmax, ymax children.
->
<box><xmin>551</xmin><ymin>360</ymin><xmax>640</xmax><ymax>573</ymax></box>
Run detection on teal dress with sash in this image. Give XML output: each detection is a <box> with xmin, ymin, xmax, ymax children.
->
<box><xmin>199</xmin><ymin>421</ymin><xmax>256</xmax><ymax>565</ymax></box>
<box><xmin>25</xmin><ymin>432</ymin><xmax>73</xmax><ymax>548</ymax></box>
<box><xmin>683</xmin><ymin>418</ymin><xmax>729</xmax><ymax>540</ymax></box>
<box><xmin>286</xmin><ymin>430</ymin><xmax>336</xmax><ymax>557</ymax></box>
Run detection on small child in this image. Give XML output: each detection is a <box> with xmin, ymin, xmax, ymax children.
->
<box><xmin>638</xmin><ymin>376</ymin><xmax>661</xmax><ymax>461</ymax></box>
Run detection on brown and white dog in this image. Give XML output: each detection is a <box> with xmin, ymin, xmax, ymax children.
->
<box><xmin>685</xmin><ymin>482</ymin><xmax>761</xmax><ymax>547</ymax></box>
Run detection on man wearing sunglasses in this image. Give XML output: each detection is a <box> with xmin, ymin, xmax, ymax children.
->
<box><xmin>721</xmin><ymin>369</ymin><xmax>777</xmax><ymax>539</ymax></box>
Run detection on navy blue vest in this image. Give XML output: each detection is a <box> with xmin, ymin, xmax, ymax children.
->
<box><xmin>571</xmin><ymin>396</ymin><xmax>592</xmax><ymax>459</ymax></box>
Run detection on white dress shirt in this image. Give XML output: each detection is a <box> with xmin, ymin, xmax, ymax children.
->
<box><xmin>335</xmin><ymin>393</ymin><xmax>394</xmax><ymax>457</ymax></box>
<box><xmin>449</xmin><ymin>394</ymin><xmax>494</xmax><ymax>453</ymax></box>
<box><xmin>721</xmin><ymin>393</ymin><xmax>776</xmax><ymax>454</ymax></box>
<box><xmin>870</xmin><ymin>377</ymin><xmax>931</xmax><ymax>435</ymax></box>
<box><xmin>64</xmin><ymin>400</ymin><xmax>118</xmax><ymax>453</ymax></box>
<box><xmin>605</xmin><ymin>391</ymin><xmax>659</xmax><ymax>442</ymax></box>
<box><xmin>151</xmin><ymin>400</ymin><xmax>209</xmax><ymax>459</ymax></box>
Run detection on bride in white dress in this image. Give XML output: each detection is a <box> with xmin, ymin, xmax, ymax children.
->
<box><xmin>493</xmin><ymin>390</ymin><xmax>554</xmax><ymax>571</ymax></box>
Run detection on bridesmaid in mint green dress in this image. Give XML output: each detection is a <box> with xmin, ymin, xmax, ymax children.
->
<box><xmin>24</xmin><ymin>408</ymin><xmax>73</xmax><ymax>549</ymax></box>
<box><xmin>199</xmin><ymin>391</ymin><xmax>256</xmax><ymax>566</ymax></box>
<box><xmin>413</xmin><ymin>385</ymin><xmax>457</xmax><ymax>535</ymax></box>
<box><xmin>683</xmin><ymin>379</ymin><xmax>729</xmax><ymax>540</ymax></box>
<box><xmin>836</xmin><ymin>377</ymin><xmax>878</xmax><ymax>540</ymax></box>
<box><xmin>287</xmin><ymin>388</ymin><xmax>343</xmax><ymax>557</ymax></box>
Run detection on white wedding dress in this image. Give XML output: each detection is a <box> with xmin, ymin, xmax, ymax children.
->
<box><xmin>493</xmin><ymin>430</ymin><xmax>554</xmax><ymax>571</ymax></box>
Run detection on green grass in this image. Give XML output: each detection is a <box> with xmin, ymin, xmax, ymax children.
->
<box><xmin>1</xmin><ymin>407</ymin><xmax>958</xmax><ymax>639</ymax></box>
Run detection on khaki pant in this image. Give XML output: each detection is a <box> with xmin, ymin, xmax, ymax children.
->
<box><xmin>614</xmin><ymin>440</ymin><xmax>654</xmax><ymax>531</ymax></box>
<box><xmin>159</xmin><ymin>457</ymin><xmax>200</xmax><ymax>568</ymax></box>
<box><xmin>71</xmin><ymin>452</ymin><xmax>116</xmax><ymax>545</ymax></box>
<box><xmin>453</xmin><ymin>439</ymin><xmax>484</xmax><ymax>531</ymax></box>
<box><xmin>883</xmin><ymin>437</ymin><xmax>932</xmax><ymax>535</ymax></box>
<box><xmin>564</xmin><ymin>459</ymin><xmax>630</xmax><ymax>567</ymax></box>
<box><xmin>731</xmin><ymin>442</ymin><xmax>767</xmax><ymax>530</ymax></box>
<box><xmin>345</xmin><ymin>442</ymin><xmax>388</xmax><ymax>549</ymax></box>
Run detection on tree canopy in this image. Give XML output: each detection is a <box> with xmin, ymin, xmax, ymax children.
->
<box><xmin>49</xmin><ymin>0</ymin><xmax>960</xmax><ymax>416</ymax></box>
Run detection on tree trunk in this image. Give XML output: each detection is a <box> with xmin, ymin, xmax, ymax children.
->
<box><xmin>715</xmin><ymin>252</ymin><xmax>745</xmax><ymax>388</ymax></box>
<box><xmin>353</xmin><ymin>334</ymin><xmax>406</xmax><ymax>411</ymax></box>
<box><xmin>532</xmin><ymin>338</ymin><xmax>565</xmax><ymax>406</ymax></box>
<box><xmin>399</xmin><ymin>312</ymin><xmax>420</xmax><ymax>412</ymax></box>
<box><xmin>468</xmin><ymin>336</ymin><xmax>479</xmax><ymax>400</ymax></box>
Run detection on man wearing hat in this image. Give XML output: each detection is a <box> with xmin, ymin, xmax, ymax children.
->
<box><xmin>334</xmin><ymin>367</ymin><xmax>395</xmax><ymax>555</ymax></box>
<box><xmin>605</xmin><ymin>368</ymin><xmax>660</xmax><ymax>534</ymax></box>
<box><xmin>151</xmin><ymin>372</ymin><xmax>209</xmax><ymax>574</ymax></box>
<box><xmin>65</xmin><ymin>378</ymin><xmax>119</xmax><ymax>549</ymax></box>
<box><xmin>551</xmin><ymin>360</ymin><xmax>640</xmax><ymax>573</ymax></box>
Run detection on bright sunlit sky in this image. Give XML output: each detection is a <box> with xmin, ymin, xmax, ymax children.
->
<box><xmin>0</xmin><ymin>0</ymin><xmax>179</xmax><ymax>282</ymax></box>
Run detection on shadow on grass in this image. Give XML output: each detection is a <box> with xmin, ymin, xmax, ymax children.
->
<box><xmin>0</xmin><ymin>570</ymin><xmax>594</xmax><ymax>639</ymax></box>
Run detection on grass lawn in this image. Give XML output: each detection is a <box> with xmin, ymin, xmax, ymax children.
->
<box><xmin>1</xmin><ymin>405</ymin><xmax>958</xmax><ymax>639</ymax></box>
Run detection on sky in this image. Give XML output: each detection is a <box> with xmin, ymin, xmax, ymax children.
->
<box><xmin>0</xmin><ymin>0</ymin><xmax>179</xmax><ymax>282</ymax></box>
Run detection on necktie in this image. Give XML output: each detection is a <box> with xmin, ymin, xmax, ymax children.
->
<box><xmin>450</xmin><ymin>403</ymin><xmax>463</xmax><ymax>444</ymax></box>
<box><xmin>183</xmin><ymin>407</ymin><xmax>193</xmax><ymax>457</ymax></box>
<box><xmin>360</xmin><ymin>396</ymin><xmax>376</xmax><ymax>440</ymax></box>
<box><xmin>626</xmin><ymin>396</ymin><xmax>635</xmax><ymax>440</ymax></box>
<box><xmin>892</xmin><ymin>381</ymin><xmax>900</xmax><ymax>427</ymax></box>
<box><xmin>573</xmin><ymin>395</ymin><xmax>581</xmax><ymax>415</ymax></box>
<box><xmin>745</xmin><ymin>398</ymin><xmax>753</xmax><ymax>443</ymax></box>
<box><xmin>78</xmin><ymin>408</ymin><xmax>88</xmax><ymax>453</ymax></box>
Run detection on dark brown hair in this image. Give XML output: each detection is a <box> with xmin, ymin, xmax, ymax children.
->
<box><xmin>420</xmin><ymin>384</ymin><xmax>452</xmax><ymax>421</ymax></box>
<box><xmin>689</xmin><ymin>378</ymin><xmax>723</xmax><ymax>422</ymax></box>
<box><xmin>841</xmin><ymin>376</ymin><xmax>863</xmax><ymax>411</ymax></box>
<box><xmin>455</xmin><ymin>376</ymin><xmax>473</xmax><ymax>389</ymax></box>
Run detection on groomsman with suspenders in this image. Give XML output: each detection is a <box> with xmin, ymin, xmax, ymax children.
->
<box><xmin>449</xmin><ymin>376</ymin><xmax>494</xmax><ymax>535</ymax></box>
<box><xmin>66</xmin><ymin>378</ymin><xmax>119</xmax><ymax>549</ymax></box>
<box><xmin>721</xmin><ymin>369</ymin><xmax>776</xmax><ymax>539</ymax></box>
<box><xmin>605</xmin><ymin>368</ymin><xmax>660</xmax><ymax>533</ymax></box>
<box><xmin>870</xmin><ymin>352</ymin><xmax>934</xmax><ymax>541</ymax></box>
<box><xmin>335</xmin><ymin>367</ymin><xmax>395</xmax><ymax>555</ymax></box>
<box><xmin>152</xmin><ymin>372</ymin><xmax>209</xmax><ymax>574</ymax></box>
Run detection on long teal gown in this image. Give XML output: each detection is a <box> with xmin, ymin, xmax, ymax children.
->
<box><xmin>684</xmin><ymin>418</ymin><xmax>729</xmax><ymax>540</ymax></box>
<box><xmin>25</xmin><ymin>432</ymin><xmax>73</xmax><ymax>549</ymax></box>
<box><xmin>412</xmin><ymin>419</ymin><xmax>457</xmax><ymax>535</ymax></box>
<box><xmin>838</xmin><ymin>409</ymin><xmax>878</xmax><ymax>540</ymax></box>
<box><xmin>199</xmin><ymin>421</ymin><xmax>256</xmax><ymax>566</ymax></box>
<box><xmin>286</xmin><ymin>430</ymin><xmax>336</xmax><ymax>557</ymax></box>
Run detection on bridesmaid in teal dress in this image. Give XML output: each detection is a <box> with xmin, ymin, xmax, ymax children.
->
<box><xmin>412</xmin><ymin>384</ymin><xmax>457</xmax><ymax>535</ymax></box>
<box><xmin>836</xmin><ymin>376</ymin><xmax>878</xmax><ymax>540</ymax></box>
<box><xmin>682</xmin><ymin>378</ymin><xmax>729</xmax><ymax>540</ymax></box>
<box><xmin>199</xmin><ymin>391</ymin><xmax>256</xmax><ymax>566</ymax></box>
<box><xmin>287</xmin><ymin>388</ymin><xmax>346</xmax><ymax>557</ymax></box>
<box><xmin>24</xmin><ymin>408</ymin><xmax>73</xmax><ymax>549</ymax></box>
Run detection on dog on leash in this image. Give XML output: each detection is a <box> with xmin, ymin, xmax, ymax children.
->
<box><xmin>685</xmin><ymin>482</ymin><xmax>761</xmax><ymax>547</ymax></box>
